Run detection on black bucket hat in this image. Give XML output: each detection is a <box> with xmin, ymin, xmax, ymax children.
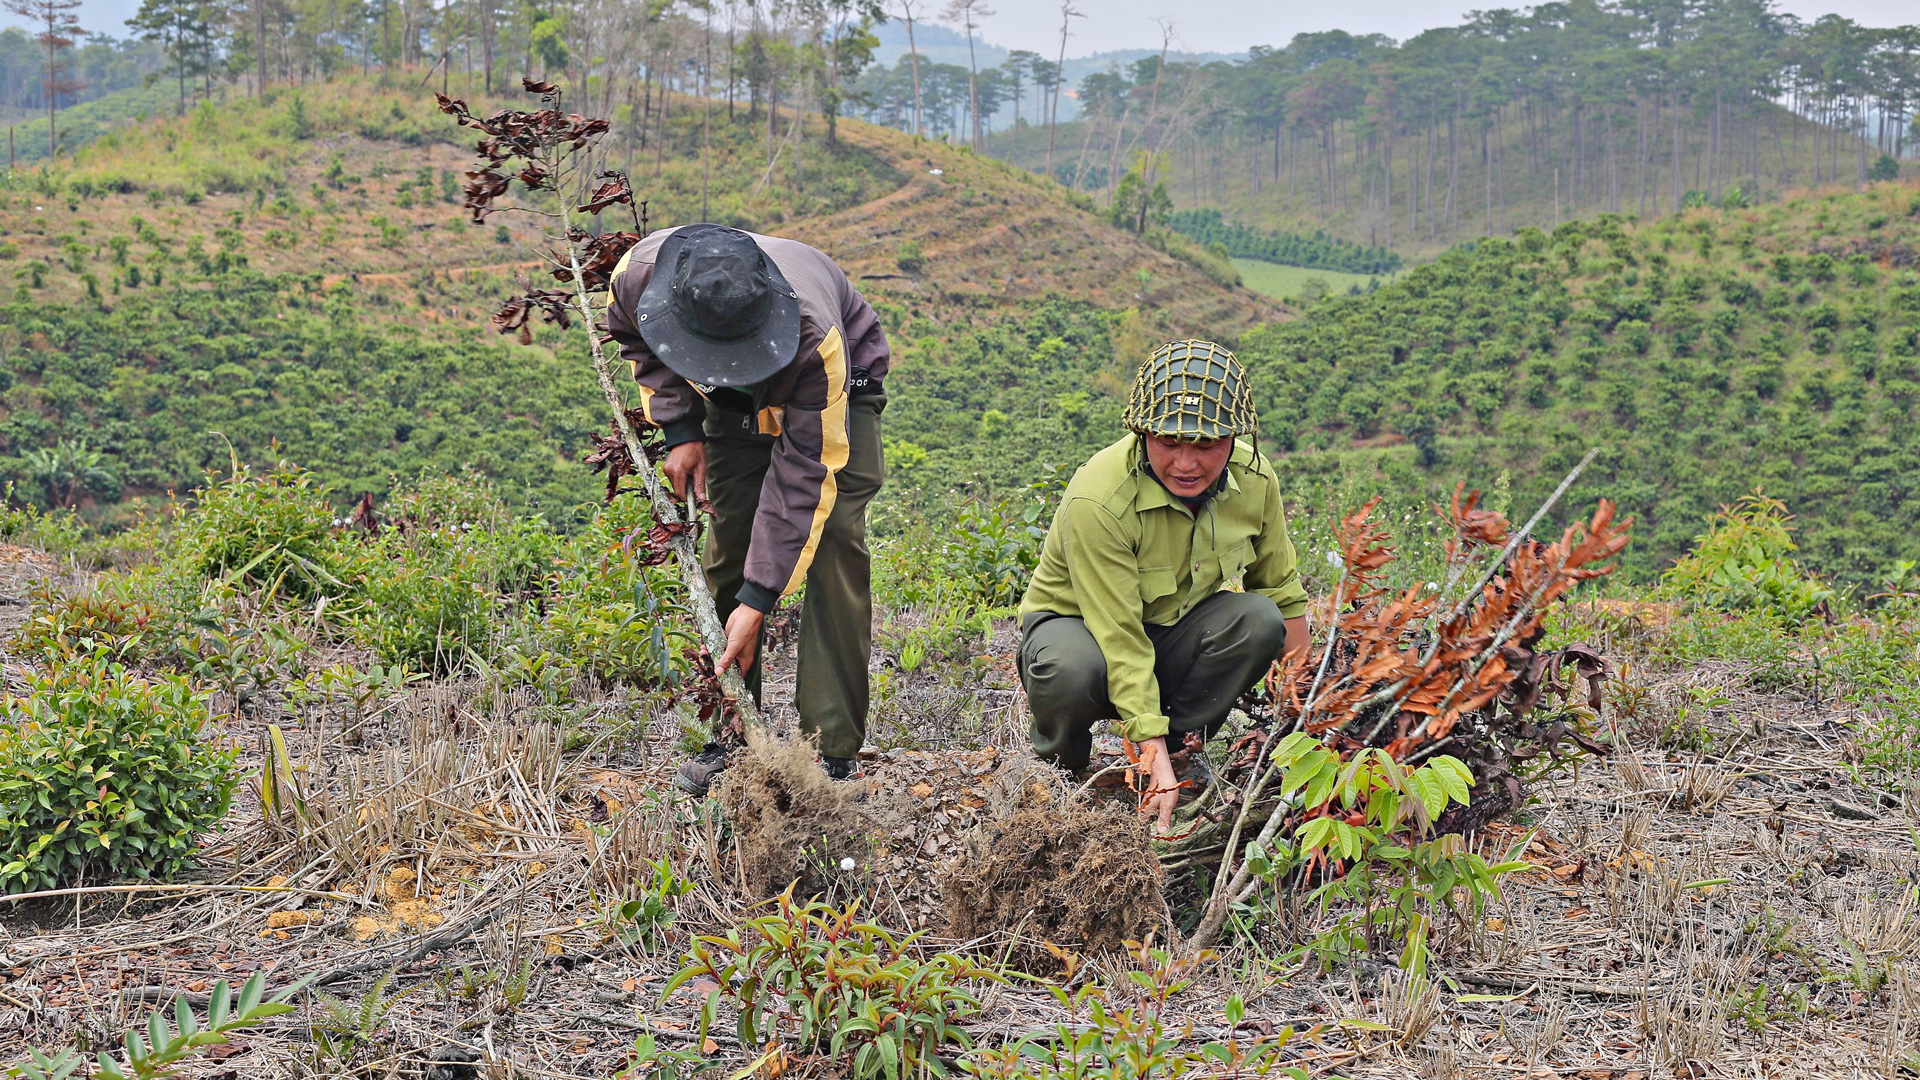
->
<box><xmin>632</xmin><ymin>224</ymin><xmax>802</xmax><ymax>387</ymax></box>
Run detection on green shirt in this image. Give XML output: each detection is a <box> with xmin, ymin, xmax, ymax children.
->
<box><xmin>1019</xmin><ymin>434</ymin><xmax>1310</xmax><ymax>742</ymax></box>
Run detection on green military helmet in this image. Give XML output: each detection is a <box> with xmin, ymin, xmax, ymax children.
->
<box><xmin>1122</xmin><ymin>339</ymin><xmax>1258</xmax><ymax>441</ymax></box>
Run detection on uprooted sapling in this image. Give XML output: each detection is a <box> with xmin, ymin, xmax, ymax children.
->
<box><xmin>435</xmin><ymin>78</ymin><xmax>760</xmax><ymax>729</ymax></box>
<box><xmin>1168</xmin><ymin>478</ymin><xmax>1632</xmax><ymax>952</ymax></box>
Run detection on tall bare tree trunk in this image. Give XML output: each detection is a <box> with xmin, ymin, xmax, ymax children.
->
<box><xmin>1671</xmin><ymin>88</ymin><xmax>1682</xmax><ymax>210</ymax></box>
<box><xmin>1045</xmin><ymin>1</ymin><xmax>1078</xmax><ymax>177</ymax></box>
<box><xmin>1383</xmin><ymin>133</ymin><xmax>1392</xmax><ymax>250</ymax></box>
<box><xmin>905</xmin><ymin>9</ymin><xmax>921</xmax><ymax>135</ymax></box>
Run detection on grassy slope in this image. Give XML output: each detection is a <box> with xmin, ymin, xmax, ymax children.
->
<box><xmin>774</xmin><ymin>119</ymin><xmax>1289</xmax><ymax>502</ymax></box>
<box><xmin>1240</xmin><ymin>179</ymin><xmax>1920</xmax><ymax>586</ymax></box>
<box><xmin>0</xmin><ymin>76</ymin><xmax>1281</xmax><ymax>518</ymax></box>
<box><xmin>1232</xmin><ymin>260</ymin><xmax>1389</xmax><ymax>303</ymax></box>
<box><xmin>3</xmin><ymin>82</ymin><xmax>185</xmax><ymax>167</ymax></box>
<box><xmin>988</xmin><ymin>102</ymin><xmax>1911</xmax><ymax>261</ymax></box>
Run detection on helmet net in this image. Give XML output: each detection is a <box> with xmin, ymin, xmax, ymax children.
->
<box><xmin>1122</xmin><ymin>339</ymin><xmax>1257</xmax><ymax>440</ymax></box>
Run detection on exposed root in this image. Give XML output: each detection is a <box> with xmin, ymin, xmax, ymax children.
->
<box><xmin>942</xmin><ymin>793</ymin><xmax>1165</xmax><ymax>968</ymax></box>
<box><xmin>713</xmin><ymin>731</ymin><xmax>865</xmax><ymax>900</ymax></box>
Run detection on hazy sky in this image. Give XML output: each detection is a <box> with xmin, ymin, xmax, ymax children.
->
<box><xmin>5</xmin><ymin>0</ymin><xmax>1916</xmax><ymax>60</ymax></box>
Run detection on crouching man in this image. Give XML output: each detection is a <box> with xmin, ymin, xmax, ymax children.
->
<box><xmin>1017</xmin><ymin>341</ymin><xmax>1312</xmax><ymax>831</ymax></box>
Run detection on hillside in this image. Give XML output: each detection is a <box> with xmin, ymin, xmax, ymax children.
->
<box><xmin>0</xmin><ymin>76</ymin><xmax>1281</xmax><ymax>520</ymax></box>
<box><xmin>1239</xmin><ymin>179</ymin><xmax>1920</xmax><ymax>587</ymax></box>
<box><xmin>990</xmin><ymin>99</ymin><xmax>1907</xmax><ymax>262</ymax></box>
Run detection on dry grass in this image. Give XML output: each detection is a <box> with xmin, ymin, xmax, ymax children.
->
<box><xmin>0</xmin><ymin>571</ymin><xmax>1916</xmax><ymax>1079</ymax></box>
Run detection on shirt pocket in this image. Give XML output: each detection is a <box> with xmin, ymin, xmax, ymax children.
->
<box><xmin>1220</xmin><ymin>540</ymin><xmax>1254</xmax><ymax>585</ymax></box>
<box><xmin>1138</xmin><ymin>564</ymin><xmax>1178</xmax><ymax>605</ymax></box>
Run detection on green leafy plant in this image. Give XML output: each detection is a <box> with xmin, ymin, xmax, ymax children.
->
<box><xmin>1254</xmin><ymin>734</ymin><xmax>1531</xmax><ymax>976</ymax></box>
<box><xmin>900</xmin><ymin>471</ymin><xmax>1067</xmax><ymax>611</ymax></box>
<box><xmin>346</xmin><ymin>544</ymin><xmax>497</xmax><ymax>671</ymax></box>
<box><xmin>171</xmin><ymin>463</ymin><xmax>342</xmax><ymax>601</ymax></box>
<box><xmin>310</xmin><ymin>972</ymin><xmax>415</xmax><ymax>1065</ymax></box>
<box><xmin>666</xmin><ymin>889</ymin><xmax>1005</xmax><ymax>1080</ymax></box>
<box><xmin>1662</xmin><ymin>493</ymin><xmax>1834</xmax><ymax>625</ymax></box>
<box><xmin>7</xmin><ymin>971</ymin><xmax>304</xmax><ymax>1079</ymax></box>
<box><xmin>959</xmin><ymin>940</ymin><xmax>1309</xmax><ymax>1080</ymax></box>
<box><xmin>539</xmin><ymin>572</ymin><xmax>691</xmax><ymax>686</ymax></box>
<box><xmin>1723</xmin><ymin>981</ymin><xmax>1809</xmax><ymax>1033</ymax></box>
<box><xmin>11</xmin><ymin>584</ymin><xmax>159</xmax><ymax>665</ymax></box>
<box><xmin>615</xmin><ymin>1032</ymin><xmax>718</xmax><ymax>1080</ymax></box>
<box><xmin>21</xmin><ymin>438</ymin><xmax>117</xmax><ymax>508</ymax></box>
<box><xmin>0</xmin><ymin>659</ymin><xmax>238</xmax><ymax>892</ymax></box>
<box><xmin>608</xmin><ymin>857</ymin><xmax>695</xmax><ymax>951</ymax></box>
<box><xmin>285</xmin><ymin>662</ymin><xmax>426</xmax><ymax>737</ymax></box>
<box><xmin>176</xmin><ymin>617</ymin><xmax>310</xmax><ymax>715</ymax></box>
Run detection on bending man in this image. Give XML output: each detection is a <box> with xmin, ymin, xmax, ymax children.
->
<box><xmin>605</xmin><ymin>224</ymin><xmax>889</xmax><ymax>794</ymax></box>
<box><xmin>1018</xmin><ymin>340</ymin><xmax>1311</xmax><ymax>830</ymax></box>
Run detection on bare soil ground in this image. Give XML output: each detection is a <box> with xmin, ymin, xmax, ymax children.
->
<box><xmin>2</xmin><ymin>579</ymin><xmax>1916</xmax><ymax>1079</ymax></box>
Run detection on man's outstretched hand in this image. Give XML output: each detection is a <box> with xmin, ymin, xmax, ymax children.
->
<box><xmin>1138</xmin><ymin>735</ymin><xmax>1180</xmax><ymax>833</ymax></box>
<box><xmin>664</xmin><ymin>440</ymin><xmax>708</xmax><ymax>504</ymax></box>
<box><xmin>718</xmin><ymin>603</ymin><xmax>765</xmax><ymax>677</ymax></box>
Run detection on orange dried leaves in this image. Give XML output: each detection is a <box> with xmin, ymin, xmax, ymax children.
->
<box><xmin>1286</xmin><ymin>494</ymin><xmax>1632</xmax><ymax>762</ymax></box>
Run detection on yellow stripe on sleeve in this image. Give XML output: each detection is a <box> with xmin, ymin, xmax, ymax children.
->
<box><xmin>781</xmin><ymin>327</ymin><xmax>850</xmax><ymax>597</ymax></box>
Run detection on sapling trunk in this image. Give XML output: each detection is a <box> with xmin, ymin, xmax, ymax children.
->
<box><xmin>561</xmin><ymin>233</ymin><xmax>765</xmax><ymax>732</ymax></box>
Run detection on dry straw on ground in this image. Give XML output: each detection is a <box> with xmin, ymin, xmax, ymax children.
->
<box><xmin>2</xmin><ymin>543</ymin><xmax>1918</xmax><ymax>1079</ymax></box>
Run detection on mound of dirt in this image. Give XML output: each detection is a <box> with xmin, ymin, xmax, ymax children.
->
<box><xmin>714</xmin><ymin>733</ymin><xmax>866</xmax><ymax>899</ymax></box>
<box><xmin>941</xmin><ymin>794</ymin><xmax>1165</xmax><ymax>966</ymax></box>
<box><xmin>711</xmin><ymin>738</ymin><xmax>1167</xmax><ymax>960</ymax></box>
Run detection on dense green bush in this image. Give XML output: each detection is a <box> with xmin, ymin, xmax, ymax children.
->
<box><xmin>172</xmin><ymin>463</ymin><xmax>340</xmax><ymax>599</ymax></box>
<box><xmin>1661</xmin><ymin>493</ymin><xmax>1834</xmax><ymax>625</ymax></box>
<box><xmin>0</xmin><ymin>660</ymin><xmax>238</xmax><ymax>892</ymax></box>
<box><xmin>347</xmin><ymin>546</ymin><xmax>499</xmax><ymax>671</ymax></box>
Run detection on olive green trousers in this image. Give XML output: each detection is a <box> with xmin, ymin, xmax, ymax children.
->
<box><xmin>702</xmin><ymin>395</ymin><xmax>885</xmax><ymax>759</ymax></box>
<box><xmin>1018</xmin><ymin>590</ymin><xmax>1288</xmax><ymax>770</ymax></box>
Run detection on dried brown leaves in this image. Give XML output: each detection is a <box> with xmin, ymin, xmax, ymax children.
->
<box><xmin>434</xmin><ymin>85</ymin><xmax>612</xmax><ymax>223</ymax></box>
<box><xmin>489</xmin><ymin>290</ymin><xmax>575</xmax><ymax>344</ymax></box>
<box><xmin>549</xmin><ymin>227</ymin><xmax>640</xmax><ymax>290</ymax></box>
<box><xmin>1280</xmin><ymin>484</ymin><xmax>1633</xmax><ymax>764</ymax></box>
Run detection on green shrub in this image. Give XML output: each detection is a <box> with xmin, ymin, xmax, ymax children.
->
<box><xmin>0</xmin><ymin>491</ymin><xmax>98</xmax><ymax>566</ymax></box>
<box><xmin>348</xmin><ymin>542</ymin><xmax>498</xmax><ymax>671</ymax></box>
<box><xmin>173</xmin><ymin>464</ymin><xmax>342</xmax><ymax>600</ymax></box>
<box><xmin>1662</xmin><ymin>493</ymin><xmax>1833</xmax><ymax>625</ymax></box>
<box><xmin>959</xmin><ymin>940</ymin><xmax>1307</xmax><ymax>1080</ymax></box>
<box><xmin>883</xmin><ymin>474</ymin><xmax>1064</xmax><ymax>611</ymax></box>
<box><xmin>667</xmin><ymin>890</ymin><xmax>1004</xmax><ymax>1080</ymax></box>
<box><xmin>11</xmin><ymin>583</ymin><xmax>161</xmax><ymax>664</ymax></box>
<box><xmin>0</xmin><ymin>660</ymin><xmax>238</xmax><ymax>892</ymax></box>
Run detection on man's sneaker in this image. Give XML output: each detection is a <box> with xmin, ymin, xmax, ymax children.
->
<box><xmin>822</xmin><ymin>755</ymin><xmax>864</xmax><ymax>781</ymax></box>
<box><xmin>674</xmin><ymin>743</ymin><xmax>734</xmax><ymax>796</ymax></box>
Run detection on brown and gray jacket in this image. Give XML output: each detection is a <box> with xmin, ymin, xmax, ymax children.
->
<box><xmin>604</xmin><ymin>227</ymin><xmax>891</xmax><ymax>614</ymax></box>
